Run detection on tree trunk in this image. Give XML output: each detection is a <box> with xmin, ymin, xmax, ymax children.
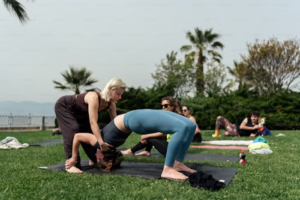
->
<box><xmin>196</xmin><ymin>53</ymin><xmax>204</xmax><ymax>95</ymax></box>
<box><xmin>75</xmin><ymin>85</ymin><xmax>80</xmax><ymax>94</ymax></box>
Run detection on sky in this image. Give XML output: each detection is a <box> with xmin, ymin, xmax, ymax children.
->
<box><xmin>0</xmin><ymin>0</ymin><xmax>299</xmax><ymax>103</ymax></box>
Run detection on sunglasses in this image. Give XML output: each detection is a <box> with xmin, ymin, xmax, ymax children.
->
<box><xmin>161</xmin><ymin>104</ymin><xmax>170</xmax><ymax>108</ymax></box>
<box><xmin>183</xmin><ymin>109</ymin><xmax>187</xmax><ymax>112</ymax></box>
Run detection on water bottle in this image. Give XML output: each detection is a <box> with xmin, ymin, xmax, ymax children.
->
<box><xmin>239</xmin><ymin>150</ymin><xmax>246</xmax><ymax>165</ymax></box>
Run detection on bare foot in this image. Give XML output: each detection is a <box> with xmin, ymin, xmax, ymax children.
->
<box><xmin>66</xmin><ymin>166</ymin><xmax>83</xmax><ymax>173</ymax></box>
<box><xmin>135</xmin><ymin>150</ymin><xmax>151</xmax><ymax>156</ymax></box>
<box><xmin>65</xmin><ymin>157</ymin><xmax>77</xmax><ymax>169</ymax></box>
<box><xmin>89</xmin><ymin>159</ymin><xmax>95</xmax><ymax>166</ymax></box>
<box><xmin>173</xmin><ymin>161</ymin><xmax>197</xmax><ymax>174</ymax></box>
<box><xmin>121</xmin><ymin>149</ymin><xmax>134</xmax><ymax>155</ymax></box>
<box><xmin>161</xmin><ymin>165</ymin><xmax>188</xmax><ymax>181</ymax></box>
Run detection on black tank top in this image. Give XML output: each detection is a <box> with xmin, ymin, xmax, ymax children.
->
<box><xmin>75</xmin><ymin>92</ymin><xmax>111</xmax><ymax>112</ymax></box>
<box><xmin>236</xmin><ymin>117</ymin><xmax>257</xmax><ymax>136</ymax></box>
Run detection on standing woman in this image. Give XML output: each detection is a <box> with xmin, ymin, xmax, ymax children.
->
<box><xmin>55</xmin><ymin>77</ymin><xmax>127</xmax><ymax>169</ymax></box>
<box><xmin>182</xmin><ymin>106</ymin><xmax>202</xmax><ymax>143</ymax></box>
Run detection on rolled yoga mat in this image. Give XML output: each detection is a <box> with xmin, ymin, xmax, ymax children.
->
<box><xmin>43</xmin><ymin>160</ymin><xmax>237</xmax><ymax>185</ymax></box>
<box><xmin>201</xmin><ymin>140</ymin><xmax>253</xmax><ymax>146</ymax></box>
<box><xmin>190</xmin><ymin>145</ymin><xmax>249</xmax><ymax>150</ymax></box>
<box><xmin>118</xmin><ymin>148</ymin><xmax>239</xmax><ymax>162</ymax></box>
<box><xmin>30</xmin><ymin>139</ymin><xmax>63</xmax><ymax>146</ymax></box>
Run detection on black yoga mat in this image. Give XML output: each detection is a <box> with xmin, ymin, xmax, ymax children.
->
<box><xmin>44</xmin><ymin>160</ymin><xmax>237</xmax><ymax>185</ymax></box>
<box><xmin>118</xmin><ymin>148</ymin><xmax>239</xmax><ymax>162</ymax></box>
<box><xmin>30</xmin><ymin>139</ymin><xmax>63</xmax><ymax>146</ymax></box>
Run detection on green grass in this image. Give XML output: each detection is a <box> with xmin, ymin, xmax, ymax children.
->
<box><xmin>0</xmin><ymin>130</ymin><xmax>299</xmax><ymax>200</ymax></box>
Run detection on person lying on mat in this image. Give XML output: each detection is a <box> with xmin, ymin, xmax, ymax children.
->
<box><xmin>182</xmin><ymin>106</ymin><xmax>202</xmax><ymax>143</ymax></box>
<box><xmin>212</xmin><ymin>110</ymin><xmax>262</xmax><ymax>137</ymax></box>
<box><xmin>121</xmin><ymin>96</ymin><xmax>182</xmax><ymax>157</ymax></box>
<box><xmin>66</xmin><ymin>109</ymin><xmax>197</xmax><ymax>181</ymax></box>
<box><xmin>55</xmin><ymin>78</ymin><xmax>127</xmax><ymax>170</ymax></box>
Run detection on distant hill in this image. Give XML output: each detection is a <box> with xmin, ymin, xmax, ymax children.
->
<box><xmin>0</xmin><ymin>101</ymin><xmax>55</xmax><ymax>116</ymax></box>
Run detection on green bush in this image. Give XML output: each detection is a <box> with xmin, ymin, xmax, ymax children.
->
<box><xmin>182</xmin><ymin>91</ymin><xmax>300</xmax><ymax>130</ymax></box>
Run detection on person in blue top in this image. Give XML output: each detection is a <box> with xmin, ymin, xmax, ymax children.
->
<box><xmin>121</xmin><ymin>96</ymin><xmax>182</xmax><ymax>157</ymax></box>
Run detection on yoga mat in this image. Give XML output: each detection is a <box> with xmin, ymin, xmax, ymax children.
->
<box><xmin>44</xmin><ymin>160</ymin><xmax>237</xmax><ymax>185</ymax></box>
<box><xmin>119</xmin><ymin>148</ymin><xmax>239</xmax><ymax>162</ymax></box>
<box><xmin>191</xmin><ymin>145</ymin><xmax>249</xmax><ymax>150</ymax></box>
<box><xmin>202</xmin><ymin>140</ymin><xmax>253</xmax><ymax>146</ymax></box>
<box><xmin>30</xmin><ymin>139</ymin><xmax>63</xmax><ymax>146</ymax></box>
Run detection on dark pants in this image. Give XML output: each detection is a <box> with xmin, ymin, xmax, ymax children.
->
<box><xmin>131</xmin><ymin>137</ymin><xmax>168</xmax><ymax>156</ymax></box>
<box><xmin>192</xmin><ymin>132</ymin><xmax>202</xmax><ymax>143</ymax></box>
<box><xmin>54</xmin><ymin>95</ymin><xmax>97</xmax><ymax>167</ymax></box>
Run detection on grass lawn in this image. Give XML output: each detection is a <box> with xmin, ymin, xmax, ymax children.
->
<box><xmin>0</xmin><ymin>130</ymin><xmax>299</xmax><ymax>200</ymax></box>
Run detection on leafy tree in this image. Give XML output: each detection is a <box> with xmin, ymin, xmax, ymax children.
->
<box><xmin>204</xmin><ymin>61</ymin><xmax>233</xmax><ymax>96</ymax></box>
<box><xmin>227</xmin><ymin>61</ymin><xmax>253</xmax><ymax>90</ymax></box>
<box><xmin>53</xmin><ymin>66</ymin><xmax>98</xmax><ymax>94</ymax></box>
<box><xmin>3</xmin><ymin>0</ymin><xmax>31</xmax><ymax>23</ymax></box>
<box><xmin>241</xmin><ymin>38</ymin><xmax>300</xmax><ymax>97</ymax></box>
<box><xmin>180</xmin><ymin>28</ymin><xmax>224</xmax><ymax>95</ymax></box>
<box><xmin>151</xmin><ymin>51</ymin><xmax>195</xmax><ymax>98</ymax></box>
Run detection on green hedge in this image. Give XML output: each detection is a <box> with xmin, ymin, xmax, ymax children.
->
<box><xmin>181</xmin><ymin>91</ymin><xmax>300</xmax><ymax>130</ymax></box>
<box><xmin>98</xmin><ymin>86</ymin><xmax>300</xmax><ymax>130</ymax></box>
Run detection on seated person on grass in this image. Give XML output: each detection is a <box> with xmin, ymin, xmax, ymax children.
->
<box><xmin>212</xmin><ymin>110</ymin><xmax>262</xmax><ymax>137</ymax></box>
<box><xmin>182</xmin><ymin>105</ymin><xmax>202</xmax><ymax>143</ymax></box>
<box><xmin>66</xmin><ymin>109</ymin><xmax>197</xmax><ymax>181</ymax></box>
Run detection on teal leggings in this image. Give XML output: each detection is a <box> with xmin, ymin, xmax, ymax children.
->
<box><xmin>124</xmin><ymin>109</ymin><xmax>196</xmax><ymax>166</ymax></box>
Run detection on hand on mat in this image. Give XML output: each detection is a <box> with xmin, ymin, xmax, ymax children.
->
<box><xmin>66</xmin><ymin>166</ymin><xmax>83</xmax><ymax>173</ymax></box>
<box><xmin>65</xmin><ymin>157</ymin><xmax>77</xmax><ymax>169</ymax></box>
<box><xmin>100</xmin><ymin>142</ymin><xmax>114</xmax><ymax>151</ymax></box>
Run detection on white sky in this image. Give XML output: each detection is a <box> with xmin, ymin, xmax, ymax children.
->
<box><xmin>0</xmin><ymin>0</ymin><xmax>299</xmax><ymax>103</ymax></box>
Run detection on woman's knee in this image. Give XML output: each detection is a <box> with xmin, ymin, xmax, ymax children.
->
<box><xmin>188</xmin><ymin>123</ymin><xmax>197</xmax><ymax>134</ymax></box>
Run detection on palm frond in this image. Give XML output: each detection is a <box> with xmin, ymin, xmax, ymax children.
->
<box><xmin>211</xmin><ymin>41</ymin><xmax>224</xmax><ymax>49</ymax></box>
<box><xmin>186</xmin><ymin>31</ymin><xmax>197</xmax><ymax>44</ymax></box>
<box><xmin>180</xmin><ymin>45</ymin><xmax>192</xmax><ymax>52</ymax></box>
<box><xmin>3</xmin><ymin>0</ymin><xmax>29</xmax><ymax>23</ymax></box>
<box><xmin>194</xmin><ymin>28</ymin><xmax>204</xmax><ymax>43</ymax></box>
<box><xmin>53</xmin><ymin>66</ymin><xmax>98</xmax><ymax>94</ymax></box>
<box><xmin>53</xmin><ymin>81</ymin><xmax>70</xmax><ymax>90</ymax></box>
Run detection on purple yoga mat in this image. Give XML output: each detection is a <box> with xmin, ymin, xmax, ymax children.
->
<box><xmin>190</xmin><ymin>145</ymin><xmax>249</xmax><ymax>150</ymax></box>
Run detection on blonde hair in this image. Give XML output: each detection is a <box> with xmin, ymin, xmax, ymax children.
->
<box><xmin>101</xmin><ymin>78</ymin><xmax>127</xmax><ymax>101</ymax></box>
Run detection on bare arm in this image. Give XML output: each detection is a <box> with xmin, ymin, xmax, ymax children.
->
<box><xmin>189</xmin><ymin>116</ymin><xmax>201</xmax><ymax>134</ymax></box>
<box><xmin>240</xmin><ymin>118</ymin><xmax>258</xmax><ymax>130</ymax></box>
<box><xmin>141</xmin><ymin>132</ymin><xmax>166</xmax><ymax>140</ymax></box>
<box><xmin>87</xmin><ymin>93</ymin><xmax>104</xmax><ymax>144</ymax></box>
<box><xmin>86</xmin><ymin>92</ymin><xmax>113</xmax><ymax>151</ymax></box>
<box><xmin>108</xmin><ymin>103</ymin><xmax>117</xmax><ymax>120</ymax></box>
<box><xmin>71</xmin><ymin>133</ymin><xmax>97</xmax><ymax>160</ymax></box>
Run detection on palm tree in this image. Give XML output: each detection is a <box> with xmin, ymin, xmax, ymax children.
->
<box><xmin>53</xmin><ymin>66</ymin><xmax>98</xmax><ymax>94</ymax></box>
<box><xmin>181</xmin><ymin>28</ymin><xmax>224</xmax><ymax>95</ymax></box>
<box><xmin>3</xmin><ymin>0</ymin><xmax>30</xmax><ymax>23</ymax></box>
